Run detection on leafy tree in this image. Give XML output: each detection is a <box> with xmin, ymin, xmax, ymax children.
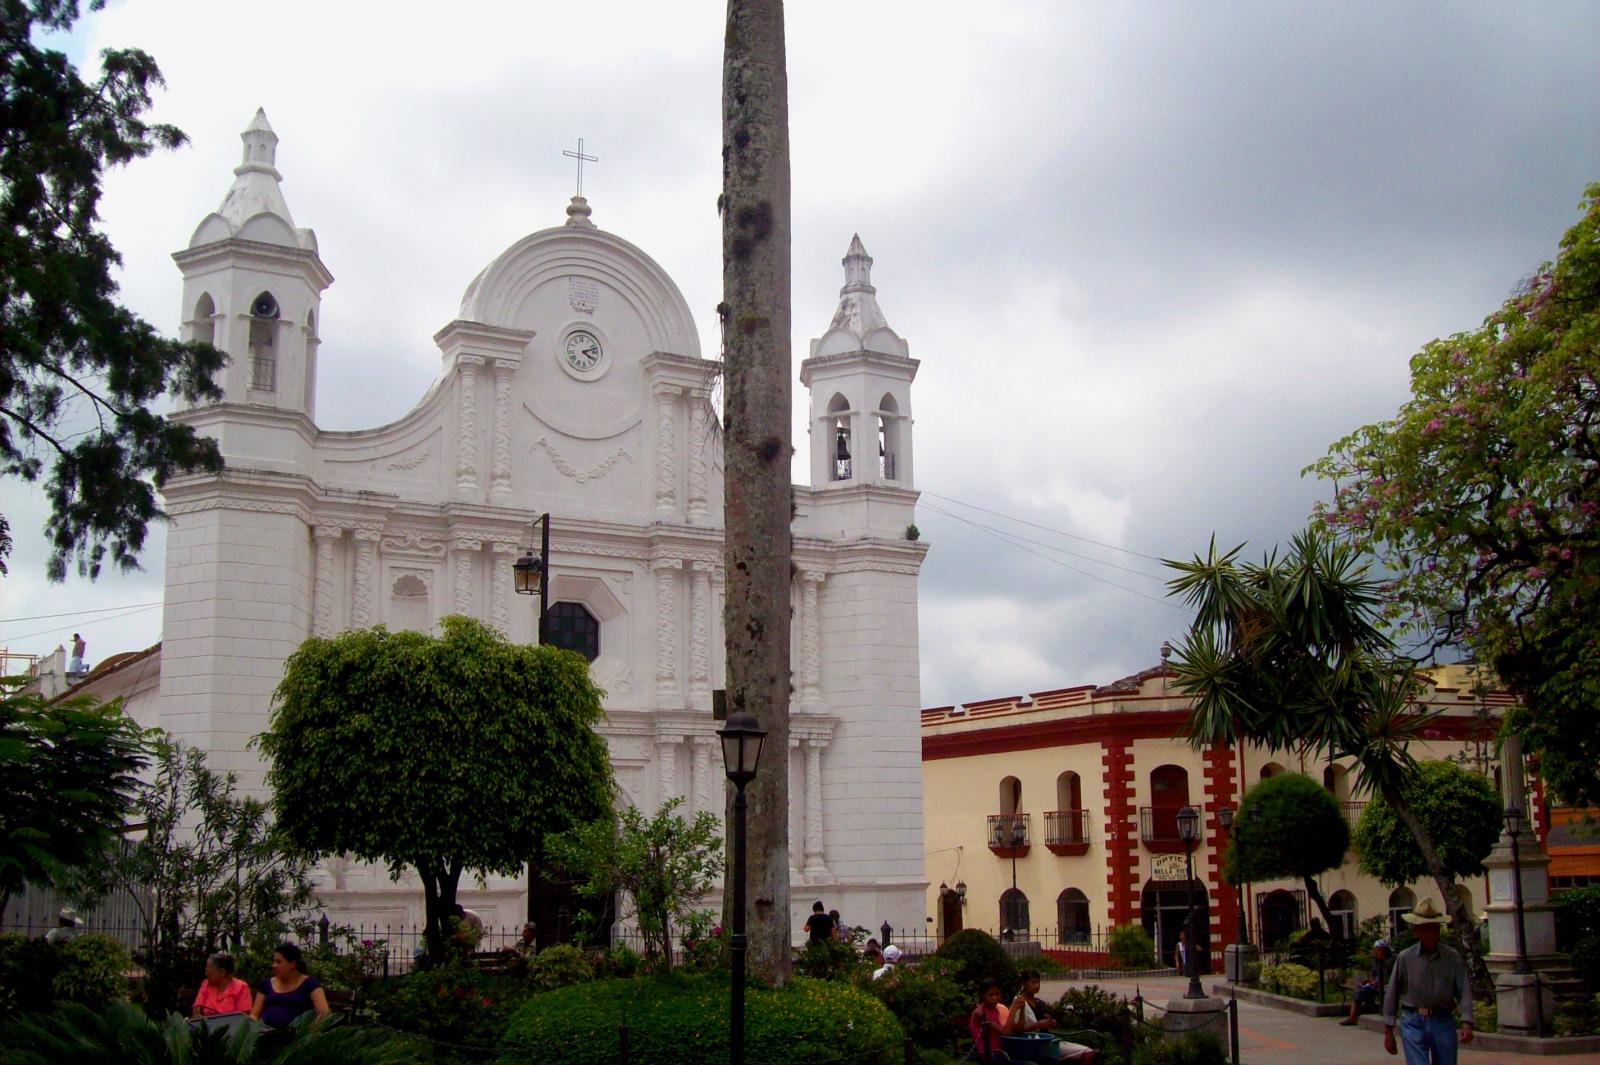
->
<box><xmin>1309</xmin><ymin>184</ymin><xmax>1600</xmax><ymax>805</ymax></box>
<box><xmin>1164</xmin><ymin>528</ymin><xmax>1490</xmax><ymax>987</ymax></box>
<box><xmin>0</xmin><ymin>680</ymin><xmax>144</xmax><ymax>920</ymax></box>
<box><xmin>1354</xmin><ymin>760</ymin><xmax>1503</xmax><ymax>888</ymax></box>
<box><xmin>261</xmin><ymin>615</ymin><xmax>614</xmax><ymax>959</ymax></box>
<box><xmin>1224</xmin><ymin>772</ymin><xmax>1349</xmax><ymax>930</ymax></box>
<box><xmin>721</xmin><ymin>0</ymin><xmax>795</xmax><ymax>983</ymax></box>
<box><xmin>2</xmin><ymin>0</ymin><xmax>227</xmax><ymax>579</ymax></box>
<box><xmin>546</xmin><ymin>797</ymin><xmax>723</xmax><ymax>971</ymax></box>
<box><xmin>64</xmin><ymin>737</ymin><xmax>315</xmax><ymax>1011</ymax></box>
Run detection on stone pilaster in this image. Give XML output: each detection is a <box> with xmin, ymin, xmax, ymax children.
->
<box><xmin>490</xmin><ymin>361</ymin><xmax>514</xmax><ymax>505</ymax></box>
<box><xmin>802</xmin><ymin>738</ymin><xmax>828</xmax><ymax>878</ymax></box>
<box><xmin>490</xmin><ymin>542</ymin><xmax>517</xmax><ymax>636</ymax></box>
<box><xmin>689</xmin><ymin>561</ymin><xmax>713</xmax><ymax>706</ymax></box>
<box><xmin>351</xmin><ymin>529</ymin><xmax>381</xmax><ymax>628</ymax></box>
<box><xmin>692</xmin><ymin>735</ymin><xmax>715</xmax><ymax>818</ymax></box>
<box><xmin>653</xmin><ymin>384</ymin><xmax>678</xmax><ymax>520</ymax></box>
<box><xmin>312</xmin><ymin>527</ymin><xmax>342</xmax><ymax>636</ymax></box>
<box><xmin>653</xmin><ymin>559</ymin><xmax>681</xmax><ymax>705</ymax></box>
<box><xmin>656</xmin><ymin>735</ymin><xmax>678</xmax><ymax>805</ymax></box>
<box><xmin>800</xmin><ymin>570</ymin><xmax>825</xmax><ymax>710</ymax></box>
<box><xmin>455</xmin><ymin>354</ymin><xmax>484</xmax><ymax>496</ymax></box>
<box><xmin>687</xmin><ymin>392</ymin><xmax>710</xmax><ymax>524</ymax></box>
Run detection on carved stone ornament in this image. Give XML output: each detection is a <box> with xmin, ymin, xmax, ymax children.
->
<box><xmin>530</xmin><ymin>437</ymin><xmax>633</xmax><ymax>484</ymax></box>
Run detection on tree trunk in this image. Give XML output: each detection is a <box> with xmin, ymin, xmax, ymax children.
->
<box><xmin>1302</xmin><ymin>875</ymin><xmax>1337</xmax><ymax>932</ymax></box>
<box><xmin>721</xmin><ymin>0</ymin><xmax>793</xmax><ymax>986</ymax></box>
<box><xmin>1388</xmin><ymin>791</ymin><xmax>1493</xmax><ymax>995</ymax></box>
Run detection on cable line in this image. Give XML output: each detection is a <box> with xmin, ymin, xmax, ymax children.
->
<box><xmin>921</xmin><ymin>489</ymin><xmax>1167</xmax><ymax>563</ymax></box>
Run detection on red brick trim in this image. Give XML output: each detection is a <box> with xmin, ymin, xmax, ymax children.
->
<box><xmin>1202</xmin><ymin>743</ymin><xmax>1240</xmax><ymax>947</ymax></box>
<box><xmin>926</xmin><ymin>709</ymin><xmax>1193</xmax><ymax>761</ymax></box>
<box><xmin>1102</xmin><ymin>741</ymin><xmax>1139</xmax><ymax>927</ymax></box>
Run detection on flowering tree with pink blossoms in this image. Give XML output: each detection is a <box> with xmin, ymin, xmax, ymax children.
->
<box><xmin>1309</xmin><ymin>182</ymin><xmax>1600</xmax><ymax>805</ymax></box>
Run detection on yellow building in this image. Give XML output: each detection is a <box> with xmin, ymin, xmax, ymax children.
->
<box><xmin>920</xmin><ymin>661</ymin><xmax>1527</xmax><ymax>967</ymax></box>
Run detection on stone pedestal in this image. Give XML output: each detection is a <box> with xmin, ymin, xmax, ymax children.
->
<box><xmin>1483</xmin><ymin>833</ymin><xmax>1558</xmax><ymax>974</ymax></box>
<box><xmin>1494</xmin><ymin>971</ymin><xmax>1556</xmax><ymax>1035</ymax></box>
<box><xmin>1162</xmin><ymin>994</ymin><xmax>1230</xmax><ymax>1045</ymax></box>
<box><xmin>1224</xmin><ymin>943</ymin><xmax>1257</xmax><ymax>982</ymax></box>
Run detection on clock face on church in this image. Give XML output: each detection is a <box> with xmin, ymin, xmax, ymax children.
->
<box><xmin>564</xmin><ymin>330</ymin><xmax>603</xmax><ymax>372</ymax></box>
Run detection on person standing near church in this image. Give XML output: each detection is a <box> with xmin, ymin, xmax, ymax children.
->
<box><xmin>804</xmin><ymin>900</ymin><xmax>834</xmax><ymax>943</ymax></box>
<box><xmin>69</xmin><ymin>633</ymin><xmax>86</xmax><ymax>673</ymax></box>
<box><xmin>1383</xmin><ymin>899</ymin><xmax>1473</xmax><ymax>1064</ymax></box>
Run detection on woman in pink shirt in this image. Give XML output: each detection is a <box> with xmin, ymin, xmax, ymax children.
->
<box><xmin>192</xmin><ymin>953</ymin><xmax>253</xmax><ymax>1018</ymax></box>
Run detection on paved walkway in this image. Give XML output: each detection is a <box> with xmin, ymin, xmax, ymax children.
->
<box><xmin>1039</xmin><ymin>974</ymin><xmax>1600</xmax><ymax>1065</ymax></box>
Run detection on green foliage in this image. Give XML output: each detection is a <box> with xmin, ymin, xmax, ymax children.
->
<box><xmin>933</xmin><ymin>928</ymin><xmax>1019</xmax><ymax>997</ymax></box>
<box><xmin>49</xmin><ymin>933</ymin><xmax>130</xmax><ymax>1008</ymax></box>
<box><xmin>1553</xmin><ymin>885</ymin><xmax>1600</xmax><ymax>949</ymax></box>
<box><xmin>1106</xmin><ymin>924</ymin><xmax>1158</xmax><ymax>969</ymax></box>
<box><xmin>1258</xmin><ymin>962</ymin><xmax>1319</xmax><ymax>1000</ymax></box>
<box><xmin>365</xmin><ymin>957</ymin><xmax>527</xmax><ymax>1054</ymax></box>
<box><xmin>497</xmin><ymin>972</ymin><xmax>903</xmax><ymax>1065</ymax></box>
<box><xmin>0</xmin><ymin>1000</ymin><xmax>428</xmax><ymax>1065</ymax></box>
<box><xmin>859</xmin><ymin>956</ymin><xmax>967</xmax><ymax>1047</ymax></box>
<box><xmin>1133</xmin><ymin>1029</ymin><xmax>1228</xmax><ymax>1065</ymax></box>
<box><xmin>1354</xmin><ymin>761</ymin><xmax>1502</xmax><ymax>885</ymax></box>
<box><xmin>262</xmin><ymin>616</ymin><xmax>613</xmax><ymax>956</ymax></box>
<box><xmin>0</xmin><ymin>684</ymin><xmax>144</xmax><ymax>920</ymax></box>
<box><xmin>1054</xmin><ymin>984</ymin><xmax>1136</xmax><ymax>1063</ymax></box>
<box><xmin>65</xmin><ymin>737</ymin><xmax>315</xmax><ymax>1011</ymax></box>
<box><xmin>1309</xmin><ymin>184</ymin><xmax>1600</xmax><ymax>806</ymax></box>
<box><xmin>525</xmin><ymin>943</ymin><xmax>593</xmax><ymax>991</ymax></box>
<box><xmin>1554</xmin><ymin>994</ymin><xmax>1600</xmax><ymax>1038</ymax></box>
<box><xmin>1224</xmin><ymin>772</ymin><xmax>1348</xmax><ymax>885</ymax></box>
<box><xmin>793</xmin><ymin>935</ymin><xmax>864</xmax><ymax>980</ymax></box>
<box><xmin>594</xmin><ymin>944</ymin><xmax>643</xmax><ymax>979</ymax></box>
<box><xmin>0</xmin><ymin>1</ymin><xmax>227</xmax><ymax>581</ymax></box>
<box><xmin>546</xmin><ymin>797</ymin><xmax>723</xmax><ymax>970</ymax></box>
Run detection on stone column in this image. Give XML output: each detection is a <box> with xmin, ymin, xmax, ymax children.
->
<box><xmin>653</xmin><ymin>384</ymin><xmax>679</xmax><ymax>520</ymax></box>
<box><xmin>455</xmin><ymin>354</ymin><xmax>484</xmax><ymax>496</ymax></box>
<box><xmin>1488</xmin><ymin>733</ymin><xmax>1559</xmax><ymax>1031</ymax></box>
<box><xmin>351</xmin><ymin>529</ymin><xmax>381</xmax><ymax>628</ymax></box>
<box><xmin>656</xmin><ymin>736</ymin><xmax>678</xmax><ymax>805</ymax></box>
<box><xmin>489</xmin><ymin>361</ymin><xmax>514</xmax><ymax>505</ymax></box>
<box><xmin>490</xmin><ymin>542</ymin><xmax>517</xmax><ymax>636</ymax></box>
<box><xmin>692</xmin><ymin>735</ymin><xmax>715</xmax><ymax>818</ymax></box>
<box><xmin>688</xmin><ymin>562</ymin><xmax>713</xmax><ymax>706</ymax></box>
<box><xmin>653</xmin><ymin>559</ymin><xmax>681</xmax><ymax>706</ymax></box>
<box><xmin>802</xmin><ymin>738</ymin><xmax>829</xmax><ymax>878</ymax></box>
<box><xmin>312</xmin><ymin>527</ymin><xmax>342</xmax><ymax>636</ymax></box>
<box><xmin>451</xmin><ymin>538</ymin><xmax>480</xmax><ymax>615</ymax></box>
<box><xmin>800</xmin><ymin>571</ymin><xmax>825</xmax><ymax>711</ymax></box>
<box><xmin>687</xmin><ymin>393</ymin><xmax>710</xmax><ymax>524</ymax></box>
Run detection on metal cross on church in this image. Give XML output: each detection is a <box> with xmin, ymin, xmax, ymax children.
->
<box><xmin>563</xmin><ymin>139</ymin><xmax>598</xmax><ymax>197</ymax></box>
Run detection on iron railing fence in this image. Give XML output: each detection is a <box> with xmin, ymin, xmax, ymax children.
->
<box><xmin>986</xmin><ymin>813</ymin><xmax>1031</xmax><ymax>849</ymax></box>
<box><xmin>1339</xmin><ymin>801</ymin><xmax>1366</xmax><ymax>829</ymax></box>
<box><xmin>1139</xmin><ymin>806</ymin><xmax>1184</xmax><ymax>845</ymax></box>
<box><xmin>1044</xmin><ymin>809</ymin><xmax>1091</xmax><ymax>846</ymax></box>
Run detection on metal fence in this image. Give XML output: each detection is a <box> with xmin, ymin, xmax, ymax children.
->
<box><xmin>868</xmin><ymin>924</ymin><xmax>1179</xmax><ymax>975</ymax></box>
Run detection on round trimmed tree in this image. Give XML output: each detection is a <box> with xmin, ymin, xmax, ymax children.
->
<box><xmin>1354</xmin><ymin>760</ymin><xmax>1502</xmax><ymax>888</ymax></box>
<box><xmin>261</xmin><ymin>615</ymin><xmax>613</xmax><ymax>956</ymax></box>
<box><xmin>1225</xmin><ymin>771</ymin><xmax>1350</xmax><ymax>931</ymax></box>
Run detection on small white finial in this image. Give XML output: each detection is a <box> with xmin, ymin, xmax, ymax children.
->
<box><xmin>565</xmin><ymin>195</ymin><xmax>596</xmax><ymax>229</ymax></box>
<box><xmin>237</xmin><ymin>107</ymin><xmax>279</xmax><ymax>175</ymax></box>
<box><xmin>841</xmin><ymin>233</ymin><xmax>874</xmax><ymax>293</ymax></box>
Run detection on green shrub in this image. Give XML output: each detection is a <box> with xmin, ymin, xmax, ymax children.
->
<box><xmin>1134</xmin><ymin>1029</ymin><xmax>1228</xmax><ymax>1065</ymax></box>
<box><xmin>497</xmin><ymin>972</ymin><xmax>903</xmax><ymax>1065</ymax></box>
<box><xmin>51</xmin><ymin>933</ymin><xmax>131</xmax><ymax>1008</ymax></box>
<box><xmin>1054</xmin><ymin>984</ymin><xmax>1136</xmax><ymax>1063</ymax></box>
<box><xmin>1556</xmin><ymin>886</ymin><xmax>1600</xmax><ymax>950</ymax></box>
<box><xmin>794</xmin><ymin>936</ymin><xmax>864</xmax><ymax>981</ymax></box>
<box><xmin>1258</xmin><ymin>962</ymin><xmax>1318</xmax><ymax>1000</ymax></box>
<box><xmin>860</xmin><ymin>956</ymin><xmax>968</xmax><ymax>1048</ymax></box>
<box><xmin>933</xmin><ymin>929</ymin><xmax>1019</xmax><ymax>998</ymax></box>
<box><xmin>595</xmin><ymin>944</ymin><xmax>643</xmax><ymax>979</ymax></box>
<box><xmin>1107</xmin><ymin>924</ymin><xmax>1158</xmax><ymax>970</ymax></box>
<box><xmin>0</xmin><ymin>933</ymin><xmax>57</xmax><ymax>1018</ymax></box>
<box><xmin>366</xmin><ymin>957</ymin><xmax>528</xmax><ymax>1052</ymax></box>
<box><xmin>526</xmin><ymin>943</ymin><xmax>593</xmax><ymax>991</ymax></box>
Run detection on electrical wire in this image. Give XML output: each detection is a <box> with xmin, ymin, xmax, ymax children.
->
<box><xmin>920</xmin><ymin>503</ymin><xmax>1165</xmax><ymax>582</ymax></box>
<box><xmin>0</xmin><ymin>600</ymin><xmax>163</xmax><ymax>624</ymax></box>
<box><xmin>920</xmin><ymin>489</ymin><xmax>1168</xmax><ymax>563</ymax></box>
<box><xmin>1</xmin><ymin>602</ymin><xmax>161</xmax><ymax>644</ymax></box>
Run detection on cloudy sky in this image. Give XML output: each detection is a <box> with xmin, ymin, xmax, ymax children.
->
<box><xmin>3</xmin><ymin>1</ymin><xmax>1596</xmax><ymax>709</ymax></box>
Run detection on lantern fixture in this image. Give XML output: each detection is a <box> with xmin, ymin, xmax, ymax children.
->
<box><xmin>1217</xmin><ymin>804</ymin><xmax>1234</xmax><ymax>831</ymax></box>
<box><xmin>1176</xmin><ymin>805</ymin><xmax>1200</xmax><ymax>843</ymax></box>
<box><xmin>719</xmin><ymin>711</ymin><xmax>767</xmax><ymax>787</ymax></box>
<box><xmin>1503</xmin><ymin>803</ymin><xmax>1525</xmax><ymax>839</ymax></box>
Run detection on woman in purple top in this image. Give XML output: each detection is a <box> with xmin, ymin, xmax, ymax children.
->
<box><xmin>250</xmin><ymin>942</ymin><xmax>329</xmax><ymax>1029</ymax></box>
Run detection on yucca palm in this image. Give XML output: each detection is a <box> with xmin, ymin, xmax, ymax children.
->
<box><xmin>1165</xmin><ymin>527</ymin><xmax>1487</xmax><ymax>985</ymax></box>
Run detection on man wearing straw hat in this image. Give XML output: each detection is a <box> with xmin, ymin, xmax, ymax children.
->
<box><xmin>1382</xmin><ymin>898</ymin><xmax>1473</xmax><ymax>1064</ymax></box>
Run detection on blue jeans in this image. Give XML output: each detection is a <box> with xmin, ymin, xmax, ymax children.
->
<box><xmin>1400</xmin><ymin>1011</ymin><xmax>1458</xmax><ymax>1065</ymax></box>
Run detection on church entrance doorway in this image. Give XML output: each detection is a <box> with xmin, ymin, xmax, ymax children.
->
<box><xmin>1141</xmin><ymin>879</ymin><xmax>1210</xmax><ymax>973</ymax></box>
<box><xmin>939</xmin><ymin>886</ymin><xmax>964</xmax><ymax>943</ymax></box>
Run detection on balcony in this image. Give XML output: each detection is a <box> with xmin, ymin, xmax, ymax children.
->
<box><xmin>987</xmin><ymin>813</ymin><xmax>1031</xmax><ymax>858</ymax></box>
<box><xmin>1340</xmin><ymin>801</ymin><xmax>1365</xmax><ymax>832</ymax></box>
<box><xmin>1044</xmin><ymin>810</ymin><xmax>1091</xmax><ymax>856</ymax></box>
<box><xmin>1139</xmin><ymin>806</ymin><xmax>1190</xmax><ymax>853</ymax></box>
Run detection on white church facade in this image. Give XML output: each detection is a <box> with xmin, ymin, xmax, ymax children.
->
<box><xmin>126</xmin><ymin>111</ymin><xmax>929</xmax><ymax>938</ymax></box>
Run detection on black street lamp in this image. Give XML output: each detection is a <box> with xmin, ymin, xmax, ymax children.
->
<box><xmin>993</xmin><ymin>816</ymin><xmax>1027</xmax><ymax>939</ymax></box>
<box><xmin>513</xmin><ymin>512</ymin><xmax>551</xmax><ymax>644</ymax></box>
<box><xmin>1504</xmin><ymin>803</ymin><xmax>1531</xmax><ymax>975</ymax></box>
<box><xmin>514</xmin><ymin>513</ymin><xmax>551</xmax><ymax>929</ymax></box>
<box><xmin>1217</xmin><ymin>804</ymin><xmax>1247</xmax><ymax>947</ymax></box>
<box><xmin>720</xmin><ymin>710</ymin><xmax>767</xmax><ymax>1065</ymax></box>
<box><xmin>1177</xmin><ymin>804</ymin><xmax>1204</xmax><ymax>999</ymax></box>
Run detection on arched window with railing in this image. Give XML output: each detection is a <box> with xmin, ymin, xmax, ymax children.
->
<box><xmin>1057</xmin><ymin>888</ymin><xmax>1090</xmax><ymax>944</ymax></box>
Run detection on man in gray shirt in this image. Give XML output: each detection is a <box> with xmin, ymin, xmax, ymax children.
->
<box><xmin>1383</xmin><ymin>898</ymin><xmax>1473</xmax><ymax>1064</ymax></box>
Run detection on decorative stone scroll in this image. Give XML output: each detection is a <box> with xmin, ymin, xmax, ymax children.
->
<box><xmin>653</xmin><ymin>385</ymin><xmax>678</xmax><ymax>519</ymax></box>
<box><xmin>352</xmin><ymin>529</ymin><xmax>381</xmax><ymax>627</ymax></box>
<box><xmin>653</xmin><ymin>559</ymin><xmax>681</xmax><ymax>704</ymax></box>
<box><xmin>455</xmin><ymin>355</ymin><xmax>484</xmax><ymax>495</ymax></box>
<box><xmin>689</xmin><ymin>562</ymin><xmax>713</xmax><ymax>704</ymax></box>
<box><xmin>312</xmin><ymin>527</ymin><xmax>342</xmax><ymax>636</ymax></box>
<box><xmin>490</xmin><ymin>361</ymin><xmax>514</xmax><ymax>504</ymax></box>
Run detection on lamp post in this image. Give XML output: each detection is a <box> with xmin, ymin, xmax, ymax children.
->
<box><xmin>1504</xmin><ymin>803</ymin><xmax>1531</xmax><ymax>975</ymax></box>
<box><xmin>514</xmin><ymin>513</ymin><xmax>550</xmax><ymax>928</ymax></box>
<box><xmin>513</xmin><ymin>512</ymin><xmax>551</xmax><ymax>644</ymax></box>
<box><xmin>1217</xmin><ymin>804</ymin><xmax>1247</xmax><ymax>947</ymax></box>
<box><xmin>720</xmin><ymin>710</ymin><xmax>766</xmax><ymax>1065</ymax></box>
<box><xmin>1177</xmin><ymin>804</ymin><xmax>1204</xmax><ymax>999</ymax></box>
<box><xmin>994</xmin><ymin>817</ymin><xmax>1026</xmax><ymax>939</ymax></box>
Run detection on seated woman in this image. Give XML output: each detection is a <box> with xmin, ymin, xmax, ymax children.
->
<box><xmin>191</xmin><ymin>952</ymin><xmax>253</xmax><ymax>1018</ymax></box>
<box><xmin>968</xmin><ymin>979</ymin><xmax>1011</xmax><ymax>1064</ymax></box>
<box><xmin>1008</xmin><ymin>969</ymin><xmax>1096</xmax><ymax>1063</ymax></box>
<box><xmin>250</xmin><ymin>942</ymin><xmax>330</xmax><ymax>1029</ymax></box>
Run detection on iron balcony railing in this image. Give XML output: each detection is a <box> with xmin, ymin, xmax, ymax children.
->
<box><xmin>1044</xmin><ymin>810</ymin><xmax>1091</xmax><ymax>846</ymax></box>
<box><xmin>987</xmin><ymin>812</ymin><xmax>1031</xmax><ymax>851</ymax></box>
